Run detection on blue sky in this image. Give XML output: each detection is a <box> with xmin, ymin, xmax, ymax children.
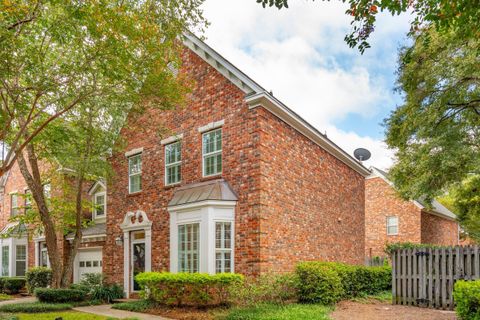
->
<box><xmin>202</xmin><ymin>0</ymin><xmax>412</xmax><ymax>169</ymax></box>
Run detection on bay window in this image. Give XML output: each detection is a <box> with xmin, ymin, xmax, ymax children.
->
<box><xmin>15</xmin><ymin>245</ymin><xmax>26</xmax><ymax>276</ymax></box>
<box><xmin>215</xmin><ymin>222</ymin><xmax>232</xmax><ymax>273</ymax></box>
<box><xmin>178</xmin><ymin>223</ymin><xmax>199</xmax><ymax>273</ymax></box>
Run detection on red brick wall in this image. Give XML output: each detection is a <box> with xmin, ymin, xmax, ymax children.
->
<box><xmin>104</xmin><ymin>45</ymin><xmax>367</xmax><ymax>286</ymax></box>
<box><xmin>104</xmin><ymin>47</ymin><xmax>263</xmax><ymax>284</ymax></box>
<box><xmin>257</xmin><ymin>108</ymin><xmax>365</xmax><ymax>270</ymax></box>
<box><xmin>421</xmin><ymin>211</ymin><xmax>459</xmax><ymax>245</ymax></box>
<box><xmin>365</xmin><ymin>177</ymin><xmax>422</xmax><ymax>257</ymax></box>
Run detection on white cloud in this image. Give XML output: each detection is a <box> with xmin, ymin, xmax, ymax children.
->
<box><xmin>201</xmin><ymin>0</ymin><xmax>410</xmax><ymax>169</ymax></box>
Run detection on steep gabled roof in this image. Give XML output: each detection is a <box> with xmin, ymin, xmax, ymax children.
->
<box><xmin>183</xmin><ymin>33</ymin><xmax>370</xmax><ymax>177</ymax></box>
<box><xmin>368</xmin><ymin>167</ymin><xmax>457</xmax><ymax>220</ymax></box>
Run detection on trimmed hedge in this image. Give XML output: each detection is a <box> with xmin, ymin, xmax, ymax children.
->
<box><xmin>453</xmin><ymin>280</ymin><xmax>480</xmax><ymax>320</ymax></box>
<box><xmin>136</xmin><ymin>272</ymin><xmax>244</xmax><ymax>306</ymax></box>
<box><xmin>0</xmin><ymin>277</ymin><xmax>26</xmax><ymax>294</ymax></box>
<box><xmin>34</xmin><ymin>288</ymin><xmax>86</xmax><ymax>303</ymax></box>
<box><xmin>0</xmin><ymin>302</ymin><xmax>72</xmax><ymax>313</ymax></box>
<box><xmin>25</xmin><ymin>267</ymin><xmax>52</xmax><ymax>294</ymax></box>
<box><xmin>296</xmin><ymin>262</ymin><xmax>392</xmax><ymax>303</ymax></box>
<box><xmin>296</xmin><ymin>262</ymin><xmax>344</xmax><ymax>305</ymax></box>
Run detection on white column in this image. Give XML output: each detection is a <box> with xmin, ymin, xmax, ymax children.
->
<box><xmin>0</xmin><ymin>239</ymin><xmax>3</xmax><ymax>276</ymax></box>
<box><xmin>34</xmin><ymin>241</ymin><xmax>39</xmax><ymax>267</ymax></box>
<box><xmin>145</xmin><ymin>229</ymin><xmax>152</xmax><ymax>272</ymax></box>
<box><xmin>169</xmin><ymin>211</ymin><xmax>177</xmax><ymax>273</ymax></box>
<box><xmin>123</xmin><ymin>231</ymin><xmax>130</xmax><ymax>298</ymax></box>
<box><xmin>206</xmin><ymin>206</ymin><xmax>215</xmax><ymax>274</ymax></box>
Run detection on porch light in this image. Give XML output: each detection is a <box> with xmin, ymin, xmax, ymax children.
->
<box><xmin>115</xmin><ymin>235</ymin><xmax>123</xmax><ymax>246</ymax></box>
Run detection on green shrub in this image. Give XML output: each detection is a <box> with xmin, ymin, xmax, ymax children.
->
<box><xmin>34</xmin><ymin>288</ymin><xmax>86</xmax><ymax>303</ymax></box>
<box><xmin>296</xmin><ymin>262</ymin><xmax>344</xmax><ymax>305</ymax></box>
<box><xmin>0</xmin><ymin>277</ymin><xmax>26</xmax><ymax>294</ymax></box>
<box><xmin>69</xmin><ymin>283</ymin><xmax>91</xmax><ymax>294</ymax></box>
<box><xmin>384</xmin><ymin>242</ymin><xmax>446</xmax><ymax>256</ymax></box>
<box><xmin>296</xmin><ymin>261</ymin><xmax>391</xmax><ymax>299</ymax></box>
<box><xmin>90</xmin><ymin>283</ymin><xmax>124</xmax><ymax>303</ymax></box>
<box><xmin>136</xmin><ymin>272</ymin><xmax>244</xmax><ymax>307</ymax></box>
<box><xmin>229</xmin><ymin>273</ymin><xmax>299</xmax><ymax>306</ymax></box>
<box><xmin>454</xmin><ymin>280</ymin><xmax>480</xmax><ymax>320</ymax></box>
<box><xmin>80</xmin><ymin>273</ymin><xmax>103</xmax><ymax>287</ymax></box>
<box><xmin>25</xmin><ymin>267</ymin><xmax>52</xmax><ymax>294</ymax></box>
<box><xmin>112</xmin><ymin>300</ymin><xmax>154</xmax><ymax>312</ymax></box>
<box><xmin>0</xmin><ymin>302</ymin><xmax>72</xmax><ymax>313</ymax></box>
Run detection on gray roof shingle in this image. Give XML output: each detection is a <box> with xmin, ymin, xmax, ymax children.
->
<box><xmin>168</xmin><ymin>179</ymin><xmax>237</xmax><ymax>207</ymax></box>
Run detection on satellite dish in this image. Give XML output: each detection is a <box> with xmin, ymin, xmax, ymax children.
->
<box><xmin>354</xmin><ymin>148</ymin><xmax>371</xmax><ymax>162</ymax></box>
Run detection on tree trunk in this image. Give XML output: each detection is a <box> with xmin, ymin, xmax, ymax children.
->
<box><xmin>17</xmin><ymin>146</ymin><xmax>63</xmax><ymax>288</ymax></box>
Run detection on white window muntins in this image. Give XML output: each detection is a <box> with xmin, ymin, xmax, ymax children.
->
<box><xmin>10</xmin><ymin>194</ymin><xmax>18</xmax><ymax>216</ymax></box>
<box><xmin>215</xmin><ymin>222</ymin><xmax>232</xmax><ymax>273</ymax></box>
<box><xmin>387</xmin><ymin>216</ymin><xmax>399</xmax><ymax>235</ymax></box>
<box><xmin>15</xmin><ymin>245</ymin><xmax>26</xmax><ymax>276</ymax></box>
<box><xmin>165</xmin><ymin>141</ymin><xmax>182</xmax><ymax>185</ymax></box>
<box><xmin>1</xmin><ymin>246</ymin><xmax>9</xmax><ymax>276</ymax></box>
<box><xmin>93</xmin><ymin>192</ymin><xmax>106</xmax><ymax>219</ymax></box>
<box><xmin>169</xmin><ymin>202</ymin><xmax>235</xmax><ymax>274</ymax></box>
<box><xmin>178</xmin><ymin>223</ymin><xmax>199</xmax><ymax>273</ymax></box>
<box><xmin>202</xmin><ymin>129</ymin><xmax>222</xmax><ymax>177</ymax></box>
<box><xmin>128</xmin><ymin>154</ymin><xmax>142</xmax><ymax>193</ymax></box>
<box><xmin>24</xmin><ymin>189</ymin><xmax>32</xmax><ymax>214</ymax></box>
<box><xmin>40</xmin><ymin>242</ymin><xmax>49</xmax><ymax>267</ymax></box>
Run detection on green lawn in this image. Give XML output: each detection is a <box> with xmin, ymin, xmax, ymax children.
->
<box><xmin>3</xmin><ymin>311</ymin><xmax>139</xmax><ymax>320</ymax></box>
<box><xmin>216</xmin><ymin>303</ymin><xmax>332</xmax><ymax>320</ymax></box>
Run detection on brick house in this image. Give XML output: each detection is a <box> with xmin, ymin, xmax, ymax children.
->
<box><xmin>365</xmin><ymin>167</ymin><xmax>460</xmax><ymax>258</ymax></box>
<box><xmin>103</xmin><ymin>34</ymin><xmax>370</xmax><ymax>296</ymax></box>
<box><xmin>0</xmin><ymin>161</ymin><xmax>105</xmax><ymax>282</ymax></box>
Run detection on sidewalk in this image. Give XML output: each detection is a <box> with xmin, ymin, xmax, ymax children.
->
<box><xmin>0</xmin><ymin>296</ymin><xmax>36</xmax><ymax>306</ymax></box>
<box><xmin>73</xmin><ymin>304</ymin><xmax>170</xmax><ymax>320</ymax></box>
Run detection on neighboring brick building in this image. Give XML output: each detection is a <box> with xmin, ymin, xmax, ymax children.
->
<box><xmin>365</xmin><ymin>167</ymin><xmax>460</xmax><ymax>258</ymax></box>
<box><xmin>0</xmin><ymin>161</ymin><xmax>105</xmax><ymax>282</ymax></box>
<box><xmin>103</xmin><ymin>34</ymin><xmax>370</xmax><ymax>296</ymax></box>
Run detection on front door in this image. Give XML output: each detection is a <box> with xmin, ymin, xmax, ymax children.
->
<box><xmin>131</xmin><ymin>231</ymin><xmax>145</xmax><ymax>291</ymax></box>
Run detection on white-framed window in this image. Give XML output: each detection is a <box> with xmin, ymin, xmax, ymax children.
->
<box><xmin>165</xmin><ymin>141</ymin><xmax>181</xmax><ymax>185</ymax></box>
<box><xmin>202</xmin><ymin>129</ymin><xmax>222</xmax><ymax>177</ymax></box>
<box><xmin>40</xmin><ymin>242</ymin><xmax>49</xmax><ymax>267</ymax></box>
<box><xmin>10</xmin><ymin>194</ymin><xmax>18</xmax><ymax>216</ymax></box>
<box><xmin>2</xmin><ymin>246</ymin><xmax>9</xmax><ymax>276</ymax></box>
<box><xmin>215</xmin><ymin>222</ymin><xmax>232</xmax><ymax>273</ymax></box>
<box><xmin>15</xmin><ymin>245</ymin><xmax>26</xmax><ymax>276</ymax></box>
<box><xmin>93</xmin><ymin>192</ymin><xmax>106</xmax><ymax>219</ymax></box>
<box><xmin>387</xmin><ymin>216</ymin><xmax>399</xmax><ymax>235</ymax></box>
<box><xmin>128</xmin><ymin>154</ymin><xmax>142</xmax><ymax>193</ymax></box>
<box><xmin>178</xmin><ymin>223</ymin><xmax>199</xmax><ymax>273</ymax></box>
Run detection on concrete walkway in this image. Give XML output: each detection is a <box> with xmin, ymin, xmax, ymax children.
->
<box><xmin>0</xmin><ymin>296</ymin><xmax>36</xmax><ymax>306</ymax></box>
<box><xmin>73</xmin><ymin>304</ymin><xmax>170</xmax><ymax>320</ymax></box>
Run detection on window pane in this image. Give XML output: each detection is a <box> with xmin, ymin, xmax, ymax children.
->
<box><xmin>178</xmin><ymin>223</ymin><xmax>199</xmax><ymax>273</ymax></box>
<box><xmin>95</xmin><ymin>194</ymin><xmax>105</xmax><ymax>216</ymax></box>
<box><xmin>2</xmin><ymin>246</ymin><xmax>9</xmax><ymax>276</ymax></box>
<box><xmin>16</xmin><ymin>245</ymin><xmax>26</xmax><ymax>260</ymax></box>
<box><xmin>166</xmin><ymin>164</ymin><xmax>181</xmax><ymax>185</ymax></box>
<box><xmin>129</xmin><ymin>155</ymin><xmax>142</xmax><ymax>175</ymax></box>
<box><xmin>166</xmin><ymin>142</ymin><xmax>181</xmax><ymax>165</ymax></box>
<box><xmin>129</xmin><ymin>175</ymin><xmax>141</xmax><ymax>193</ymax></box>
<box><xmin>11</xmin><ymin>195</ymin><xmax>18</xmax><ymax>216</ymax></box>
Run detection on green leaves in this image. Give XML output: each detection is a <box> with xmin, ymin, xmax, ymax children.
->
<box><xmin>385</xmin><ymin>26</ymin><xmax>479</xmax><ymax>204</ymax></box>
<box><xmin>255</xmin><ymin>0</ymin><xmax>480</xmax><ymax>53</ymax></box>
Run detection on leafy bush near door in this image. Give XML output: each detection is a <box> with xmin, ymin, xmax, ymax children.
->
<box><xmin>34</xmin><ymin>288</ymin><xmax>86</xmax><ymax>303</ymax></box>
<box><xmin>136</xmin><ymin>272</ymin><xmax>244</xmax><ymax>306</ymax></box>
<box><xmin>296</xmin><ymin>262</ymin><xmax>344</xmax><ymax>305</ymax></box>
<box><xmin>25</xmin><ymin>267</ymin><xmax>52</xmax><ymax>294</ymax></box>
<box><xmin>453</xmin><ymin>280</ymin><xmax>480</xmax><ymax>320</ymax></box>
<box><xmin>0</xmin><ymin>277</ymin><xmax>26</xmax><ymax>294</ymax></box>
<box><xmin>69</xmin><ymin>273</ymin><xmax>124</xmax><ymax>303</ymax></box>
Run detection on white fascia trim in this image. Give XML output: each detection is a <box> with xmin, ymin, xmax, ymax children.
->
<box><xmin>183</xmin><ymin>33</ymin><xmax>262</xmax><ymax>95</ymax></box>
<box><xmin>168</xmin><ymin>200</ymin><xmax>237</xmax><ymax>212</ymax></box>
<box><xmin>246</xmin><ymin>93</ymin><xmax>371</xmax><ymax>176</ymax></box>
<box><xmin>88</xmin><ymin>181</ymin><xmax>107</xmax><ymax>195</ymax></box>
<box><xmin>198</xmin><ymin>120</ymin><xmax>225</xmax><ymax>133</ymax></box>
<box><xmin>161</xmin><ymin>133</ymin><xmax>184</xmax><ymax>145</ymax></box>
<box><xmin>125</xmin><ymin>147</ymin><xmax>144</xmax><ymax>157</ymax></box>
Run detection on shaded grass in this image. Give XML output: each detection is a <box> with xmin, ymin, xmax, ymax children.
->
<box><xmin>0</xmin><ymin>294</ymin><xmax>12</xmax><ymax>301</ymax></box>
<box><xmin>215</xmin><ymin>303</ymin><xmax>332</xmax><ymax>320</ymax></box>
<box><xmin>0</xmin><ymin>302</ymin><xmax>72</xmax><ymax>313</ymax></box>
<box><xmin>112</xmin><ymin>300</ymin><xmax>153</xmax><ymax>312</ymax></box>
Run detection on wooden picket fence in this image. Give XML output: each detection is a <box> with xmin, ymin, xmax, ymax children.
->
<box><xmin>392</xmin><ymin>246</ymin><xmax>480</xmax><ymax>310</ymax></box>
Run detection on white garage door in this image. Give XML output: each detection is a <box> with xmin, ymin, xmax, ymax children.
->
<box><xmin>75</xmin><ymin>249</ymin><xmax>103</xmax><ymax>283</ymax></box>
